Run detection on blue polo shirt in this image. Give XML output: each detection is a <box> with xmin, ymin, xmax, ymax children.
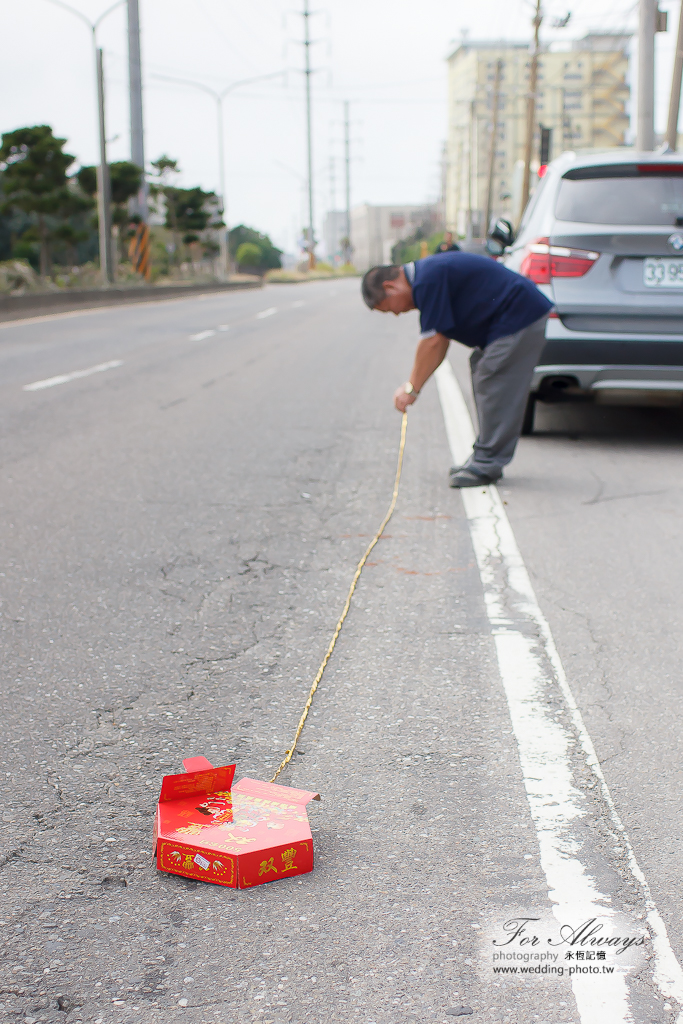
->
<box><xmin>404</xmin><ymin>252</ymin><xmax>552</xmax><ymax>349</ymax></box>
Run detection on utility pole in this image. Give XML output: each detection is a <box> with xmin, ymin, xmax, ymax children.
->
<box><xmin>96</xmin><ymin>48</ymin><xmax>113</xmax><ymax>284</ymax></box>
<box><xmin>521</xmin><ymin>0</ymin><xmax>542</xmax><ymax>216</ymax></box>
<box><xmin>41</xmin><ymin>0</ymin><xmax>125</xmax><ymax>286</ymax></box>
<box><xmin>485</xmin><ymin>58</ymin><xmax>503</xmax><ymax>233</ymax></box>
<box><xmin>638</xmin><ymin>0</ymin><xmax>656</xmax><ymax>150</ymax></box>
<box><xmin>327</xmin><ymin>154</ymin><xmax>334</xmax><ymax>262</ymax></box>
<box><xmin>327</xmin><ymin>154</ymin><xmax>338</xmax><ymax>264</ymax></box>
<box><xmin>127</xmin><ymin>0</ymin><xmax>147</xmax><ymax>220</ymax></box>
<box><xmin>666</xmin><ymin>0</ymin><xmax>683</xmax><ymax>150</ymax></box>
<box><xmin>455</xmin><ymin>138</ymin><xmax>463</xmax><ymax>239</ymax></box>
<box><xmin>303</xmin><ymin>0</ymin><xmax>316</xmax><ymax>268</ymax></box>
<box><xmin>329</xmin><ymin>154</ymin><xmax>336</xmax><ymax>211</ymax></box>
<box><xmin>344</xmin><ymin>99</ymin><xmax>351</xmax><ymax>264</ymax></box>
<box><xmin>440</xmin><ymin>141</ymin><xmax>448</xmax><ymax>231</ymax></box>
<box><xmin>467</xmin><ymin>100</ymin><xmax>475</xmax><ymax>242</ymax></box>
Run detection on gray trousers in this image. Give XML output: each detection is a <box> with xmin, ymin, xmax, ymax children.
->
<box><xmin>463</xmin><ymin>314</ymin><xmax>548</xmax><ymax>479</ymax></box>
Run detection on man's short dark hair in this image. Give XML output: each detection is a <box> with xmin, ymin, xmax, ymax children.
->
<box><xmin>361</xmin><ymin>264</ymin><xmax>401</xmax><ymax>309</ymax></box>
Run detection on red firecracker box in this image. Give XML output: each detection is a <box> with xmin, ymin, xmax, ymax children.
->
<box><xmin>153</xmin><ymin>756</ymin><xmax>320</xmax><ymax>889</ymax></box>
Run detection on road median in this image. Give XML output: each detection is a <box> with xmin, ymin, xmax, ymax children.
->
<box><xmin>0</xmin><ymin>278</ymin><xmax>263</xmax><ymax>324</ymax></box>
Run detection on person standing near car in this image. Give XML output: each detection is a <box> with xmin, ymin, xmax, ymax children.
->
<box><xmin>361</xmin><ymin>251</ymin><xmax>553</xmax><ymax>486</ymax></box>
<box><xmin>435</xmin><ymin>230</ymin><xmax>460</xmax><ymax>253</ymax></box>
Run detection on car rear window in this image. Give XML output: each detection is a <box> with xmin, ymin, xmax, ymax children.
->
<box><xmin>555</xmin><ymin>173</ymin><xmax>683</xmax><ymax>225</ymax></box>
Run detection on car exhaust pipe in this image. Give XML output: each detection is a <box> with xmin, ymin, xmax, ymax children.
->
<box><xmin>538</xmin><ymin>375</ymin><xmax>580</xmax><ymax>402</ymax></box>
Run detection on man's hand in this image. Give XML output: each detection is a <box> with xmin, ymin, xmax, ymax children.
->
<box><xmin>393</xmin><ymin>333</ymin><xmax>450</xmax><ymax>413</ymax></box>
<box><xmin>394</xmin><ymin>386</ymin><xmax>418</xmax><ymax>413</ymax></box>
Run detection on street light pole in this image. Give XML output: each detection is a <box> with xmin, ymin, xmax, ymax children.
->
<box><xmin>127</xmin><ymin>0</ymin><xmax>147</xmax><ymax>219</ymax></box>
<box><xmin>152</xmin><ymin>71</ymin><xmax>285</xmax><ymax>280</ymax></box>
<box><xmin>215</xmin><ymin>94</ymin><xmax>228</xmax><ymax>276</ymax></box>
<box><xmin>41</xmin><ymin>0</ymin><xmax>125</xmax><ymax>285</ymax></box>
<box><xmin>96</xmin><ymin>47</ymin><xmax>114</xmax><ymax>284</ymax></box>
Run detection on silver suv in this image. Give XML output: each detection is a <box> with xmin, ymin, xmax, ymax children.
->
<box><xmin>488</xmin><ymin>150</ymin><xmax>683</xmax><ymax>433</ymax></box>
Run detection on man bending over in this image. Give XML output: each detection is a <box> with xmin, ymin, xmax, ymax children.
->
<box><xmin>361</xmin><ymin>252</ymin><xmax>552</xmax><ymax>487</ymax></box>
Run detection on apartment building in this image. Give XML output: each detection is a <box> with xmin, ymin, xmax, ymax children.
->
<box><xmin>445</xmin><ymin>33</ymin><xmax>631</xmax><ymax>236</ymax></box>
<box><xmin>322</xmin><ymin>210</ymin><xmax>348</xmax><ymax>263</ymax></box>
<box><xmin>350</xmin><ymin>203</ymin><xmax>438</xmax><ymax>271</ymax></box>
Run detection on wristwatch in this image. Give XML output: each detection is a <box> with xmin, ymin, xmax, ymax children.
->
<box><xmin>404</xmin><ymin>381</ymin><xmax>419</xmax><ymax>395</ymax></box>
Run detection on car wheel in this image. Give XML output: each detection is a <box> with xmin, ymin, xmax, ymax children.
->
<box><xmin>521</xmin><ymin>394</ymin><xmax>536</xmax><ymax>435</ymax></box>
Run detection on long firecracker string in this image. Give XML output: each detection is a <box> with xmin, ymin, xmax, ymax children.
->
<box><xmin>269</xmin><ymin>411</ymin><xmax>408</xmax><ymax>783</ymax></box>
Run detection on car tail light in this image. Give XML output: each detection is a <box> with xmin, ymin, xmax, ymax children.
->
<box><xmin>551</xmin><ymin>245</ymin><xmax>601</xmax><ymax>277</ymax></box>
<box><xmin>520</xmin><ymin>237</ymin><xmax>600</xmax><ymax>284</ymax></box>
<box><xmin>520</xmin><ymin>238</ymin><xmax>551</xmax><ymax>283</ymax></box>
<box><xmin>637</xmin><ymin>163</ymin><xmax>683</xmax><ymax>174</ymax></box>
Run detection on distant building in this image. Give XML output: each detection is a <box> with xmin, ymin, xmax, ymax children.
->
<box><xmin>445</xmin><ymin>32</ymin><xmax>631</xmax><ymax>236</ymax></box>
<box><xmin>351</xmin><ymin>203</ymin><xmax>438</xmax><ymax>271</ymax></box>
<box><xmin>322</xmin><ymin>210</ymin><xmax>349</xmax><ymax>264</ymax></box>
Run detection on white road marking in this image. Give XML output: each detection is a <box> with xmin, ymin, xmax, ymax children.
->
<box><xmin>291</xmin><ymin>300</ymin><xmax>305</xmax><ymax>308</ymax></box>
<box><xmin>255</xmin><ymin>307</ymin><xmax>277</xmax><ymax>319</ymax></box>
<box><xmin>435</xmin><ymin>358</ymin><xmax>683</xmax><ymax>1024</ymax></box>
<box><xmin>23</xmin><ymin>359</ymin><xmax>123</xmax><ymax>392</ymax></box>
<box><xmin>217</xmin><ymin>324</ymin><xmax>230</xmax><ymax>331</ymax></box>
<box><xmin>189</xmin><ymin>330</ymin><xmax>215</xmax><ymax>341</ymax></box>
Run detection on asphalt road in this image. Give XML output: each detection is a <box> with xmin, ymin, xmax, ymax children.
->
<box><xmin>0</xmin><ymin>278</ymin><xmax>681</xmax><ymax>1024</ymax></box>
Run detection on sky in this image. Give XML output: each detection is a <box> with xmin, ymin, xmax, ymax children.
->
<box><xmin>3</xmin><ymin>0</ymin><xmax>682</xmax><ymax>255</ymax></box>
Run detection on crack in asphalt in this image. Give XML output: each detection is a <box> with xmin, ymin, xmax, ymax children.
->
<box><xmin>521</xmin><ymin>565</ymin><xmax>623</xmax><ymax>747</ymax></box>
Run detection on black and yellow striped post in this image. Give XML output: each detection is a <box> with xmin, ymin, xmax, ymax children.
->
<box><xmin>128</xmin><ymin>222</ymin><xmax>152</xmax><ymax>281</ymax></box>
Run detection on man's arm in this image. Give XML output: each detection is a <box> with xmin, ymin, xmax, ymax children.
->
<box><xmin>394</xmin><ymin>332</ymin><xmax>450</xmax><ymax>412</ymax></box>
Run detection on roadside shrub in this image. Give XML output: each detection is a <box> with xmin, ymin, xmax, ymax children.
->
<box><xmin>235</xmin><ymin>241</ymin><xmax>262</xmax><ymax>271</ymax></box>
<box><xmin>0</xmin><ymin>258</ymin><xmax>41</xmax><ymax>294</ymax></box>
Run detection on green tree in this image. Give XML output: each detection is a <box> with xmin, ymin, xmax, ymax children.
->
<box><xmin>0</xmin><ymin>201</ymin><xmax>32</xmax><ymax>263</ymax></box>
<box><xmin>229</xmin><ymin>224</ymin><xmax>281</xmax><ymax>270</ymax></box>
<box><xmin>149</xmin><ymin>155</ymin><xmax>180</xmax><ymax>263</ymax></box>
<box><xmin>77</xmin><ymin>160</ymin><xmax>142</xmax><ymax>222</ymax></box>
<box><xmin>52</xmin><ymin>222</ymin><xmax>90</xmax><ymax>267</ymax></box>
<box><xmin>391</xmin><ymin>222</ymin><xmax>444</xmax><ymax>265</ymax></box>
<box><xmin>148</xmin><ymin>158</ymin><xmax>220</xmax><ymax>260</ymax></box>
<box><xmin>77</xmin><ymin>161</ymin><xmax>143</xmax><ymax>261</ymax></box>
<box><xmin>73</xmin><ymin>164</ymin><xmax>97</xmax><ymax>198</ymax></box>
<box><xmin>149</xmin><ymin>154</ymin><xmax>179</xmax><ymax>185</ymax></box>
<box><xmin>109</xmin><ymin>162</ymin><xmax>143</xmax><ymax>209</ymax></box>
<box><xmin>0</xmin><ymin>125</ymin><xmax>88</xmax><ymax>278</ymax></box>
<box><xmin>235</xmin><ymin>241</ymin><xmax>262</xmax><ymax>269</ymax></box>
<box><xmin>165</xmin><ymin>186</ymin><xmax>219</xmax><ymax>242</ymax></box>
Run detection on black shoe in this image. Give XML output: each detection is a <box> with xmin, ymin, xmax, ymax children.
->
<box><xmin>448</xmin><ymin>466</ymin><xmax>498</xmax><ymax>488</ymax></box>
<box><xmin>449</xmin><ymin>463</ymin><xmax>500</xmax><ymax>479</ymax></box>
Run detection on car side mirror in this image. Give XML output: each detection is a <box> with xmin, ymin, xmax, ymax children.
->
<box><xmin>488</xmin><ymin>217</ymin><xmax>515</xmax><ymax>249</ymax></box>
<box><xmin>485</xmin><ymin>238</ymin><xmax>505</xmax><ymax>257</ymax></box>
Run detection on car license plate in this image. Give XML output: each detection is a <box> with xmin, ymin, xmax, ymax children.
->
<box><xmin>644</xmin><ymin>257</ymin><xmax>683</xmax><ymax>287</ymax></box>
